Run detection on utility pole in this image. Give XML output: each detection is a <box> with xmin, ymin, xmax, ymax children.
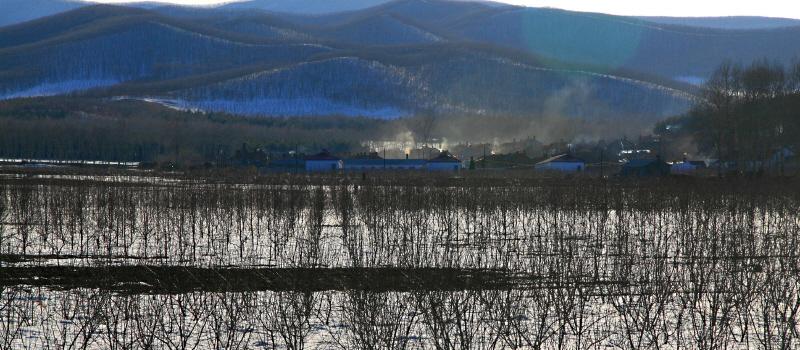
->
<box><xmin>600</xmin><ymin>149</ymin><xmax>604</xmax><ymax>179</ymax></box>
<box><xmin>483</xmin><ymin>144</ymin><xmax>487</xmax><ymax>169</ymax></box>
<box><xmin>294</xmin><ymin>143</ymin><xmax>298</xmax><ymax>174</ymax></box>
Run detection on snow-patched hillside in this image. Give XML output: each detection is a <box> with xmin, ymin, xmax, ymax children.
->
<box><xmin>167</xmin><ymin>55</ymin><xmax>692</xmax><ymax>118</ymax></box>
<box><xmin>172</xmin><ymin>57</ymin><xmax>418</xmax><ymax>118</ymax></box>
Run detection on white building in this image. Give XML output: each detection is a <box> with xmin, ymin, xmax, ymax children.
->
<box><xmin>535</xmin><ymin>154</ymin><xmax>585</xmax><ymax>173</ymax></box>
<box><xmin>305</xmin><ymin>150</ymin><xmax>342</xmax><ymax>172</ymax></box>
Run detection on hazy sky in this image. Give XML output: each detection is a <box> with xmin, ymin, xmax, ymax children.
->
<box><xmin>86</xmin><ymin>0</ymin><xmax>800</xmax><ymax>19</ymax></box>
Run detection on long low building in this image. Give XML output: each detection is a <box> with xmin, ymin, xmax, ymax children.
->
<box><xmin>425</xmin><ymin>151</ymin><xmax>463</xmax><ymax>171</ymax></box>
<box><xmin>295</xmin><ymin>150</ymin><xmax>463</xmax><ymax>172</ymax></box>
<box><xmin>346</xmin><ymin>151</ymin><xmax>461</xmax><ymax>171</ymax></box>
<box><xmin>535</xmin><ymin>154</ymin><xmax>586</xmax><ymax>173</ymax></box>
<box><xmin>305</xmin><ymin>150</ymin><xmax>343</xmax><ymax>172</ymax></box>
<box><xmin>345</xmin><ymin>158</ymin><xmax>428</xmax><ymax>171</ymax></box>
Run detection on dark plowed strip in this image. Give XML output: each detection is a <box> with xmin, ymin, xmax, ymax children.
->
<box><xmin>0</xmin><ymin>266</ymin><xmax>545</xmax><ymax>294</ymax></box>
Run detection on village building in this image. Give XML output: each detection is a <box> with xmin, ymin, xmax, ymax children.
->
<box><xmin>305</xmin><ymin>150</ymin><xmax>342</xmax><ymax>172</ymax></box>
<box><xmin>621</xmin><ymin>158</ymin><xmax>670</xmax><ymax>177</ymax></box>
<box><xmin>426</xmin><ymin>151</ymin><xmax>462</xmax><ymax>171</ymax></box>
<box><xmin>344</xmin><ymin>152</ymin><xmax>426</xmax><ymax>171</ymax></box>
<box><xmin>534</xmin><ymin>154</ymin><xmax>586</xmax><ymax>173</ymax></box>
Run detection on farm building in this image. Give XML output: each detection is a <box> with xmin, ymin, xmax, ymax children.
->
<box><xmin>305</xmin><ymin>150</ymin><xmax>342</xmax><ymax>172</ymax></box>
<box><xmin>427</xmin><ymin>151</ymin><xmax>462</xmax><ymax>171</ymax></box>
<box><xmin>535</xmin><ymin>154</ymin><xmax>586</xmax><ymax>173</ymax></box>
<box><xmin>621</xmin><ymin>158</ymin><xmax>670</xmax><ymax>177</ymax></box>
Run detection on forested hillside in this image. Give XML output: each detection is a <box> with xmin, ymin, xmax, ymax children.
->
<box><xmin>167</xmin><ymin>53</ymin><xmax>691</xmax><ymax>118</ymax></box>
<box><xmin>0</xmin><ymin>97</ymin><xmax>380</xmax><ymax>164</ymax></box>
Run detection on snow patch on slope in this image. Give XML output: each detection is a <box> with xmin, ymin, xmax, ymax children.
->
<box><xmin>0</xmin><ymin>79</ymin><xmax>119</xmax><ymax>100</ymax></box>
<box><xmin>171</xmin><ymin>98</ymin><xmax>407</xmax><ymax>118</ymax></box>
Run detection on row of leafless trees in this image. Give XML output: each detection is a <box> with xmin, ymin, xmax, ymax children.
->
<box><xmin>1</xmin><ymin>177</ymin><xmax>798</xmax><ymax>270</ymax></box>
<box><xmin>0</xmin><ymin>283</ymin><xmax>797</xmax><ymax>350</ymax></box>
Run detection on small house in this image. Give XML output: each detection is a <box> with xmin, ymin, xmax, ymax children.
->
<box><xmin>426</xmin><ymin>151</ymin><xmax>461</xmax><ymax>171</ymax></box>
<box><xmin>621</xmin><ymin>158</ymin><xmax>670</xmax><ymax>177</ymax></box>
<box><xmin>305</xmin><ymin>150</ymin><xmax>342</xmax><ymax>172</ymax></box>
<box><xmin>534</xmin><ymin>154</ymin><xmax>585</xmax><ymax>173</ymax></box>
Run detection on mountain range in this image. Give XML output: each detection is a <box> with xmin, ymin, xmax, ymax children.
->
<box><xmin>1</xmin><ymin>0</ymin><xmax>799</xmax><ymax>124</ymax></box>
<box><xmin>6</xmin><ymin>0</ymin><xmax>800</xmax><ymax>28</ymax></box>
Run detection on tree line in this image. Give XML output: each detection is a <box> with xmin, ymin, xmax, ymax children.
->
<box><xmin>0</xmin><ymin>97</ymin><xmax>377</xmax><ymax>166</ymax></box>
<box><xmin>663</xmin><ymin>59</ymin><xmax>800</xmax><ymax>174</ymax></box>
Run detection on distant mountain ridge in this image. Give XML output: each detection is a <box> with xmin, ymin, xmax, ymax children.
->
<box><xmin>5</xmin><ymin>1</ymin><xmax>797</xmax><ymax>83</ymax></box>
<box><xmin>1</xmin><ymin>1</ymin><xmax>799</xmax><ymax>125</ymax></box>
<box><xmin>220</xmin><ymin>0</ymin><xmax>392</xmax><ymax>15</ymax></box>
<box><xmin>4</xmin><ymin>0</ymin><xmax>800</xmax><ymax>29</ymax></box>
<box><xmin>639</xmin><ymin>16</ymin><xmax>800</xmax><ymax>30</ymax></box>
